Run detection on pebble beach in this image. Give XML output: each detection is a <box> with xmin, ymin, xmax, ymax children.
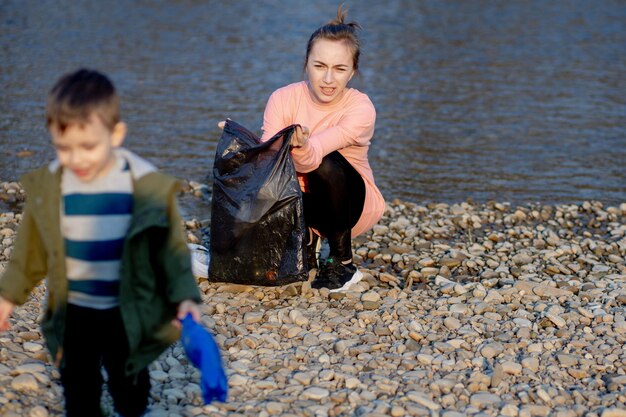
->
<box><xmin>1</xmin><ymin>180</ymin><xmax>625</xmax><ymax>417</ymax></box>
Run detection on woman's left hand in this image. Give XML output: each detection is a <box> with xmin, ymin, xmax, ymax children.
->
<box><xmin>292</xmin><ymin>125</ymin><xmax>310</xmax><ymax>148</ymax></box>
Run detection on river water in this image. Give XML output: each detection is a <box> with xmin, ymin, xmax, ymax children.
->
<box><xmin>1</xmin><ymin>0</ymin><xmax>625</xmax><ymax>216</ymax></box>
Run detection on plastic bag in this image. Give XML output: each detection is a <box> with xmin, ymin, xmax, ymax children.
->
<box><xmin>180</xmin><ymin>314</ymin><xmax>228</xmax><ymax>403</ymax></box>
<box><xmin>188</xmin><ymin>243</ymin><xmax>209</xmax><ymax>279</ymax></box>
<box><xmin>208</xmin><ymin>120</ymin><xmax>307</xmax><ymax>286</ymax></box>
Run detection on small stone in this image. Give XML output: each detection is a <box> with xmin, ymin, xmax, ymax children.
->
<box><xmin>470</xmin><ymin>392</ymin><xmax>501</xmax><ymax>408</ymax></box>
<box><xmin>443</xmin><ymin>412</ymin><xmax>466</xmax><ymax>417</ymax></box>
<box><xmin>480</xmin><ymin>342</ymin><xmax>504</xmax><ymax>359</ymax></box>
<box><xmin>391</xmin><ymin>406</ymin><xmax>406</xmax><ymax>417</ymax></box>
<box><xmin>491</xmin><ymin>363</ymin><xmax>503</xmax><ymax>387</ymax></box>
<box><xmin>345</xmin><ymin>377</ymin><xmax>360</xmax><ymax>389</ymax></box>
<box><xmin>545</xmin><ymin>313</ymin><xmax>566</xmax><ymax>328</ymax></box>
<box><xmin>501</xmin><ymin>361</ymin><xmax>522</xmax><ymax>375</ymax></box>
<box><xmin>289</xmin><ymin>310</ymin><xmax>309</xmax><ymax>326</ymax></box>
<box><xmin>293</xmin><ymin>372</ymin><xmax>313</xmax><ymax>386</ymax></box>
<box><xmin>601</xmin><ymin>409</ymin><xmax>626</xmax><ymax>417</ymax></box>
<box><xmin>150</xmin><ymin>370</ymin><xmax>169</xmax><ymax>382</ymax></box>
<box><xmin>286</xmin><ymin>326</ymin><xmax>303</xmax><ymax>338</ymax></box>
<box><xmin>15</xmin><ymin>363</ymin><xmax>46</xmax><ymax>374</ymax></box>
<box><xmin>536</xmin><ymin>387</ymin><xmax>551</xmax><ymax>404</ymax></box>
<box><xmin>280</xmin><ymin>284</ymin><xmax>299</xmax><ymax>297</ymax></box>
<box><xmin>302</xmin><ymin>387</ymin><xmax>330</xmax><ymax>400</ymax></box>
<box><xmin>363</xmin><ymin>300</ymin><xmax>381</xmax><ymax>310</ymax></box>
<box><xmin>23</xmin><ymin>342</ymin><xmax>43</xmax><ymax>352</ymax></box>
<box><xmin>419</xmin><ymin>258</ymin><xmax>436</xmax><ymax>267</ymax></box>
<box><xmin>444</xmin><ymin>317</ymin><xmax>461</xmax><ymax>330</ymax></box>
<box><xmin>319</xmin><ymin>370</ymin><xmax>334</xmax><ymax>381</ymax></box>
<box><xmin>28</xmin><ymin>406</ymin><xmax>48</xmax><ymax>417</ymax></box>
<box><xmin>11</xmin><ymin>374</ymin><xmax>39</xmax><ymax>391</ymax></box>
<box><xmin>500</xmin><ymin>404</ymin><xmax>519</xmax><ymax>417</ymax></box>
<box><xmin>513</xmin><ymin>210</ymin><xmax>527</xmax><ymax>221</ymax></box>
<box><xmin>556</xmin><ymin>354</ymin><xmax>578</xmax><ymax>366</ymax></box>
<box><xmin>373</xmin><ymin>225</ymin><xmax>389</xmax><ymax>235</ymax></box>
<box><xmin>266</xmin><ymin>402</ymin><xmax>285</xmax><ymax>414</ymax></box>
<box><xmin>243</xmin><ymin>311</ymin><xmax>264</xmax><ymax>324</ymax></box>
<box><xmin>440</xmin><ymin>256</ymin><xmax>462</xmax><ymax>268</ymax></box>
<box><xmin>522</xmin><ymin>357</ymin><xmax>539</xmax><ymax>372</ymax></box>
<box><xmin>533</xmin><ymin>285</ymin><xmax>572</xmax><ymax>297</ymax></box>
<box><xmin>361</xmin><ymin>291</ymin><xmax>381</xmax><ymax>302</ymax></box>
<box><xmin>303</xmin><ymin>333</ymin><xmax>319</xmax><ymax>346</ymax></box>
<box><xmin>567</xmin><ymin>368</ymin><xmax>588</xmax><ymax>379</ymax></box>
<box><xmin>334</xmin><ymin>340</ymin><xmax>355</xmax><ymax>354</ymax></box>
<box><xmin>162</xmin><ymin>387</ymin><xmax>185</xmax><ymax>400</ymax></box>
<box><xmin>406</xmin><ymin>391</ymin><xmax>440</xmax><ymax>410</ymax></box>
<box><xmin>484</xmin><ymin>290</ymin><xmax>505</xmax><ymax>304</ymax></box>
<box><xmin>512</xmin><ymin>253</ymin><xmax>533</xmax><ymax>265</ymax></box>
<box><xmin>230</xmin><ymin>374</ymin><xmax>249</xmax><ymax>386</ymax></box>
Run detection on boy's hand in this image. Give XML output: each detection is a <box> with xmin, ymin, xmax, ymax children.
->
<box><xmin>0</xmin><ymin>296</ymin><xmax>15</xmax><ymax>332</ymax></box>
<box><xmin>172</xmin><ymin>300</ymin><xmax>201</xmax><ymax>329</ymax></box>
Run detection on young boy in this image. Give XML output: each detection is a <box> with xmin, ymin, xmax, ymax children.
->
<box><xmin>0</xmin><ymin>69</ymin><xmax>202</xmax><ymax>417</ymax></box>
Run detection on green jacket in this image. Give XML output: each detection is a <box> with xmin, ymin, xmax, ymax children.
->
<box><xmin>0</xmin><ymin>149</ymin><xmax>201</xmax><ymax>375</ymax></box>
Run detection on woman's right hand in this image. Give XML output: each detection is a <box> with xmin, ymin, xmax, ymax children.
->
<box><xmin>292</xmin><ymin>125</ymin><xmax>310</xmax><ymax>148</ymax></box>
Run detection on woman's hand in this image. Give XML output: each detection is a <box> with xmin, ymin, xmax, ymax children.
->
<box><xmin>292</xmin><ymin>125</ymin><xmax>310</xmax><ymax>148</ymax></box>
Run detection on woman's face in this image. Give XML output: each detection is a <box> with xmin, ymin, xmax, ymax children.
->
<box><xmin>305</xmin><ymin>38</ymin><xmax>355</xmax><ymax>106</ymax></box>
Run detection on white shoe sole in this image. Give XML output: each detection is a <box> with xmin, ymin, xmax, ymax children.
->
<box><xmin>329</xmin><ymin>269</ymin><xmax>363</xmax><ymax>293</ymax></box>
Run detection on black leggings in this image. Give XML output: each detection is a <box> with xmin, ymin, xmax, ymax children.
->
<box><xmin>302</xmin><ymin>151</ymin><xmax>365</xmax><ymax>261</ymax></box>
<box><xmin>61</xmin><ymin>304</ymin><xmax>150</xmax><ymax>417</ymax></box>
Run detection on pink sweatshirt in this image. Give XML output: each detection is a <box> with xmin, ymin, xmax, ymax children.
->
<box><xmin>261</xmin><ymin>81</ymin><xmax>385</xmax><ymax>237</ymax></box>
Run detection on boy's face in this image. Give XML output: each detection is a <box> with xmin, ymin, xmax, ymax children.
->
<box><xmin>50</xmin><ymin>115</ymin><xmax>126</xmax><ymax>182</ymax></box>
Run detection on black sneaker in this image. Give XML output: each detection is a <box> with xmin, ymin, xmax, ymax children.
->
<box><xmin>311</xmin><ymin>256</ymin><xmax>363</xmax><ymax>292</ymax></box>
<box><xmin>306</xmin><ymin>232</ymin><xmax>321</xmax><ymax>271</ymax></box>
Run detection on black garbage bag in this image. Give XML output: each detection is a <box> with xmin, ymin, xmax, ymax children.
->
<box><xmin>208</xmin><ymin>120</ymin><xmax>308</xmax><ymax>285</ymax></box>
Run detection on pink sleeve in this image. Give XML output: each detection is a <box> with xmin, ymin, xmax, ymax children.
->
<box><xmin>291</xmin><ymin>99</ymin><xmax>376</xmax><ymax>173</ymax></box>
<box><xmin>261</xmin><ymin>91</ymin><xmax>286</xmax><ymax>142</ymax></box>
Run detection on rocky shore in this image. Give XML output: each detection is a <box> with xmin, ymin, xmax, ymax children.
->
<box><xmin>1</xmin><ymin>180</ymin><xmax>625</xmax><ymax>417</ymax></box>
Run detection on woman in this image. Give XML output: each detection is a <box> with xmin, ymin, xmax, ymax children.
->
<box><xmin>261</xmin><ymin>6</ymin><xmax>385</xmax><ymax>292</ymax></box>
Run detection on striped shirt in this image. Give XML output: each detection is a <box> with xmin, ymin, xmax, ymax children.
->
<box><xmin>61</xmin><ymin>155</ymin><xmax>133</xmax><ymax>309</ymax></box>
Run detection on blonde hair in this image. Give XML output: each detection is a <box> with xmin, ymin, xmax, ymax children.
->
<box><xmin>304</xmin><ymin>5</ymin><xmax>362</xmax><ymax>72</ymax></box>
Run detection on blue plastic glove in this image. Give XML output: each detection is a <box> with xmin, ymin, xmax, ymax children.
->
<box><xmin>181</xmin><ymin>314</ymin><xmax>228</xmax><ymax>403</ymax></box>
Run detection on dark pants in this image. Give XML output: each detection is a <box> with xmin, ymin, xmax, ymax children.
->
<box><xmin>61</xmin><ymin>304</ymin><xmax>150</xmax><ymax>417</ymax></box>
<box><xmin>302</xmin><ymin>151</ymin><xmax>366</xmax><ymax>261</ymax></box>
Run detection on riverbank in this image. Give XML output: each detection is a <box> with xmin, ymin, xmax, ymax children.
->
<box><xmin>0</xmin><ymin>180</ymin><xmax>625</xmax><ymax>417</ymax></box>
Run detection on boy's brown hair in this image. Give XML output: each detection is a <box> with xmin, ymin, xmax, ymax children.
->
<box><xmin>47</xmin><ymin>68</ymin><xmax>120</xmax><ymax>133</ymax></box>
